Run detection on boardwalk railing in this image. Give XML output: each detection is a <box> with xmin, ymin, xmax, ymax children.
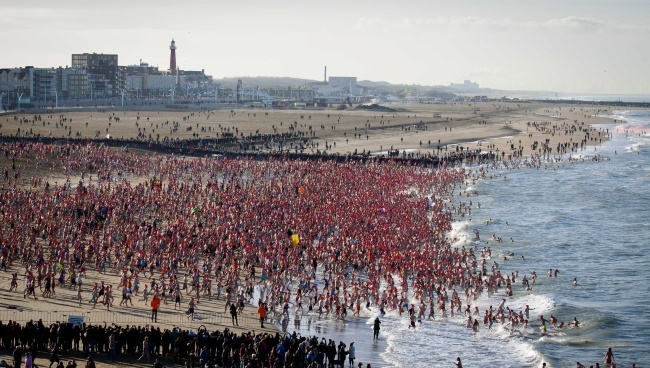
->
<box><xmin>0</xmin><ymin>309</ymin><xmax>257</xmax><ymax>327</ymax></box>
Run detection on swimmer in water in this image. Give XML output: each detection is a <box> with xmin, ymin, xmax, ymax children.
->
<box><xmin>455</xmin><ymin>357</ymin><xmax>463</xmax><ymax>368</ymax></box>
<box><xmin>540</xmin><ymin>314</ymin><xmax>548</xmax><ymax>325</ymax></box>
<box><xmin>524</xmin><ymin>305</ymin><xmax>533</xmax><ymax>319</ymax></box>
<box><xmin>573</xmin><ymin>277</ymin><xmax>578</xmax><ymax>286</ymax></box>
<box><xmin>604</xmin><ymin>347</ymin><xmax>614</xmax><ymax>366</ymax></box>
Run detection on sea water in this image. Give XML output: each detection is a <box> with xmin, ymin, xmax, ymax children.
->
<box><xmin>281</xmin><ymin>110</ymin><xmax>650</xmax><ymax>368</ymax></box>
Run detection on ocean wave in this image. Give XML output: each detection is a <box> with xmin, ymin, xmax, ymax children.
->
<box><xmin>626</xmin><ymin>142</ymin><xmax>644</xmax><ymax>152</ymax></box>
<box><xmin>448</xmin><ymin>220</ymin><xmax>473</xmax><ymax>247</ymax></box>
<box><xmin>377</xmin><ymin>310</ymin><xmax>542</xmax><ymax>368</ymax></box>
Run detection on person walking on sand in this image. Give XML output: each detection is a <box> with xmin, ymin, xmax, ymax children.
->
<box><xmin>103</xmin><ymin>285</ymin><xmax>113</xmax><ymax>310</ymax></box>
<box><xmin>25</xmin><ymin>352</ymin><xmax>33</xmax><ymax>368</ymax></box>
<box><xmin>125</xmin><ymin>285</ymin><xmax>133</xmax><ymax>306</ymax></box>
<box><xmin>24</xmin><ymin>276</ymin><xmax>38</xmax><ymax>300</ymax></box>
<box><xmin>230</xmin><ymin>303</ymin><xmax>239</xmax><ymax>326</ymax></box>
<box><xmin>120</xmin><ymin>285</ymin><xmax>129</xmax><ymax>307</ymax></box>
<box><xmin>77</xmin><ymin>272</ymin><xmax>83</xmax><ymax>290</ymax></box>
<box><xmin>76</xmin><ymin>285</ymin><xmax>83</xmax><ymax>306</ymax></box>
<box><xmin>138</xmin><ymin>337</ymin><xmax>150</xmax><ymax>361</ymax></box>
<box><xmin>10</xmin><ymin>272</ymin><xmax>18</xmax><ymax>292</ymax></box>
<box><xmin>89</xmin><ymin>287</ymin><xmax>99</xmax><ymax>308</ymax></box>
<box><xmin>174</xmin><ymin>288</ymin><xmax>182</xmax><ymax>310</ymax></box>
<box><xmin>258</xmin><ymin>302</ymin><xmax>267</xmax><ymax>328</ymax></box>
<box><xmin>49</xmin><ymin>347</ymin><xmax>60</xmax><ymax>368</ymax></box>
<box><xmin>186</xmin><ymin>297</ymin><xmax>196</xmax><ymax>320</ymax></box>
<box><xmin>151</xmin><ymin>294</ymin><xmax>161</xmax><ymax>323</ymax></box>
<box><xmin>141</xmin><ymin>285</ymin><xmax>150</xmax><ymax>304</ymax></box>
<box><xmin>13</xmin><ymin>345</ymin><xmax>22</xmax><ymax>368</ymax></box>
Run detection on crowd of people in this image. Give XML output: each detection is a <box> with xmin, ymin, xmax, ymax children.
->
<box><xmin>1</xmin><ymin>142</ymin><xmax>474</xmax><ymax>326</ymax></box>
<box><xmin>0</xmin><ymin>319</ymin><xmax>370</xmax><ymax>368</ymax></box>
<box><xmin>0</xmin><ymin>140</ymin><xmax>620</xmax><ymax>367</ymax></box>
<box><xmin>0</xmin><ymin>141</ymin><xmax>472</xmax><ymax>367</ymax></box>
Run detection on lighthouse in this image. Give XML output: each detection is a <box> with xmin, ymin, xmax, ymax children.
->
<box><xmin>169</xmin><ymin>39</ymin><xmax>177</xmax><ymax>72</ymax></box>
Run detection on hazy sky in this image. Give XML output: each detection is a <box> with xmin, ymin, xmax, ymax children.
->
<box><xmin>2</xmin><ymin>0</ymin><xmax>649</xmax><ymax>94</ymax></box>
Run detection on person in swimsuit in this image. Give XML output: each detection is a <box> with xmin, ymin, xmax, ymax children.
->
<box><xmin>174</xmin><ymin>288</ymin><xmax>182</xmax><ymax>310</ymax></box>
<box><xmin>604</xmin><ymin>347</ymin><xmax>614</xmax><ymax>366</ymax></box>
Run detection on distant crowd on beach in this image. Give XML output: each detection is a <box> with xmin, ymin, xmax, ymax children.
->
<box><xmin>2</xmin><ymin>107</ymin><xmax>612</xmax><ymax>166</ymax></box>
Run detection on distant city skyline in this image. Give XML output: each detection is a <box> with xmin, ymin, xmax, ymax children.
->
<box><xmin>1</xmin><ymin>0</ymin><xmax>649</xmax><ymax>94</ymax></box>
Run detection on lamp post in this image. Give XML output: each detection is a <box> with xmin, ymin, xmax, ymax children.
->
<box><xmin>52</xmin><ymin>89</ymin><xmax>58</xmax><ymax>108</ymax></box>
<box><xmin>17</xmin><ymin>93</ymin><xmax>23</xmax><ymax>112</ymax></box>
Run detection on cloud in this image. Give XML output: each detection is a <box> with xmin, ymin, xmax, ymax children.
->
<box><xmin>353</xmin><ymin>15</ymin><xmax>648</xmax><ymax>34</ymax></box>
<box><xmin>353</xmin><ymin>17</ymin><xmax>386</xmax><ymax>32</ymax></box>
<box><xmin>413</xmin><ymin>16</ymin><xmax>517</xmax><ymax>30</ymax></box>
<box><xmin>542</xmin><ymin>17</ymin><xmax>606</xmax><ymax>32</ymax></box>
<box><xmin>353</xmin><ymin>15</ymin><xmax>520</xmax><ymax>33</ymax></box>
<box><xmin>0</xmin><ymin>7</ymin><xmax>84</xmax><ymax>21</ymax></box>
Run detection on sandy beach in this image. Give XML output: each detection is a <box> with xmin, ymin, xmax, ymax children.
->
<box><xmin>0</xmin><ymin>101</ymin><xmax>626</xmax><ymax>368</ymax></box>
<box><xmin>1</xmin><ymin>101</ymin><xmax>617</xmax><ymax>160</ymax></box>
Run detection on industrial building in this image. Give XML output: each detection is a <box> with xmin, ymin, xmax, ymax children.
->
<box><xmin>312</xmin><ymin>76</ymin><xmax>362</xmax><ymax>97</ymax></box>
